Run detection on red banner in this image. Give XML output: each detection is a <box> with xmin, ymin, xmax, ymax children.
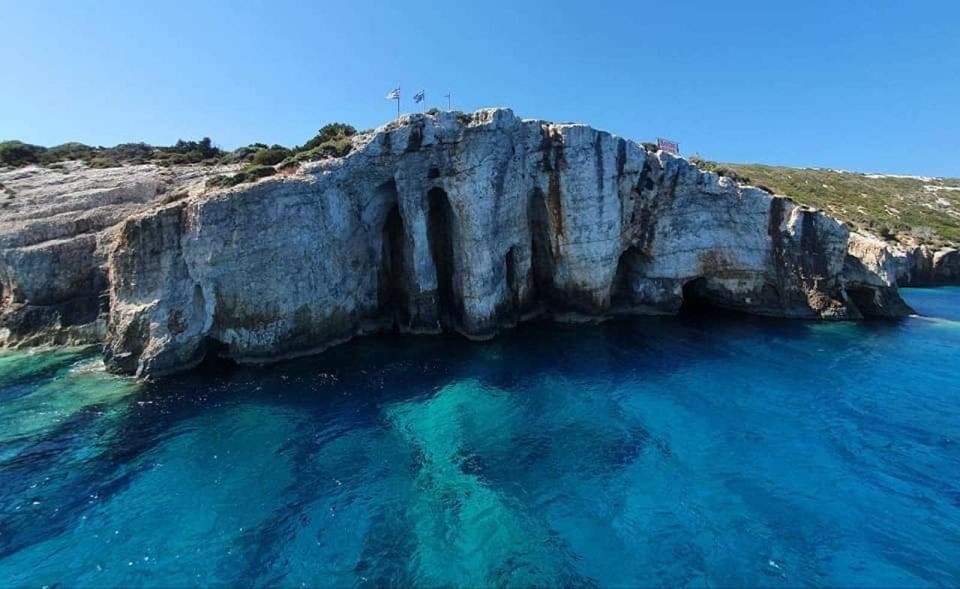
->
<box><xmin>657</xmin><ymin>137</ymin><xmax>679</xmax><ymax>155</ymax></box>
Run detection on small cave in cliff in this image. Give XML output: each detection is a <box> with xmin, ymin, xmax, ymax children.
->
<box><xmin>505</xmin><ymin>245</ymin><xmax>521</xmax><ymax>313</ymax></box>
<box><xmin>427</xmin><ymin>187</ymin><xmax>459</xmax><ymax>329</ymax></box>
<box><xmin>195</xmin><ymin>337</ymin><xmax>237</xmax><ymax>375</ymax></box>
<box><xmin>679</xmin><ymin>277</ymin><xmax>726</xmax><ymax>316</ymax></box>
<box><xmin>844</xmin><ymin>285</ymin><xmax>913</xmax><ymax>319</ymax></box>
<box><xmin>379</xmin><ymin>199</ymin><xmax>409</xmax><ymax>327</ymax></box>
<box><xmin>527</xmin><ymin>187</ymin><xmax>555</xmax><ymax>303</ymax></box>
<box><xmin>845</xmin><ymin>287</ymin><xmax>879</xmax><ymax>317</ymax></box>
<box><xmin>611</xmin><ymin>246</ymin><xmax>645</xmax><ymax>309</ymax></box>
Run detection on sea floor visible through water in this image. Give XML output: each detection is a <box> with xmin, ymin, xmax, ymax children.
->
<box><xmin>0</xmin><ymin>288</ymin><xmax>959</xmax><ymax>588</ymax></box>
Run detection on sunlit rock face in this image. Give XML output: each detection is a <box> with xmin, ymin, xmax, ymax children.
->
<box><xmin>843</xmin><ymin>232</ymin><xmax>916</xmax><ymax>317</ymax></box>
<box><xmin>0</xmin><ymin>109</ymin><xmax>916</xmax><ymax>376</ymax></box>
<box><xmin>0</xmin><ymin>162</ymin><xmax>228</xmax><ymax>348</ymax></box>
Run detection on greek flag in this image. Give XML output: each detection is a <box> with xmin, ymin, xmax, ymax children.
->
<box><xmin>385</xmin><ymin>88</ymin><xmax>400</xmax><ymax>100</ymax></box>
<box><xmin>413</xmin><ymin>90</ymin><xmax>425</xmax><ymax>104</ymax></box>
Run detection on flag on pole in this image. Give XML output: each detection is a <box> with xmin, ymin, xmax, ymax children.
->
<box><xmin>413</xmin><ymin>90</ymin><xmax>425</xmax><ymax>104</ymax></box>
<box><xmin>385</xmin><ymin>88</ymin><xmax>400</xmax><ymax>100</ymax></box>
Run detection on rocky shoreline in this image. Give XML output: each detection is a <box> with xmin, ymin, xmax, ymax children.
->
<box><xmin>1</xmin><ymin>109</ymin><xmax>956</xmax><ymax>377</ymax></box>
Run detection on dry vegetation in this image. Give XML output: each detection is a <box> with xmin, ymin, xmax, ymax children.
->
<box><xmin>692</xmin><ymin>159</ymin><xmax>960</xmax><ymax>247</ymax></box>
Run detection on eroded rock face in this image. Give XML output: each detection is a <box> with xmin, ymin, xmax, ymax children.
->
<box><xmin>0</xmin><ymin>109</ymin><xmax>924</xmax><ymax>377</ymax></box>
<box><xmin>844</xmin><ymin>233</ymin><xmax>915</xmax><ymax>317</ymax></box>
<box><xmin>906</xmin><ymin>247</ymin><xmax>960</xmax><ymax>285</ymax></box>
<box><xmin>846</xmin><ymin>232</ymin><xmax>960</xmax><ymax>288</ymax></box>
<box><xmin>0</xmin><ymin>161</ymin><xmax>230</xmax><ymax>346</ymax></box>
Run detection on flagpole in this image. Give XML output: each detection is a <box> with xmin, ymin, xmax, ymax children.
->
<box><xmin>396</xmin><ymin>85</ymin><xmax>400</xmax><ymax>119</ymax></box>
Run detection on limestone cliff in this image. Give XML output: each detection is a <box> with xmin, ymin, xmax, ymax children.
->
<box><xmin>0</xmin><ymin>109</ymin><xmax>926</xmax><ymax>377</ymax></box>
<box><xmin>845</xmin><ymin>232</ymin><xmax>960</xmax><ymax>290</ymax></box>
<box><xmin>0</xmin><ymin>161</ymin><xmax>230</xmax><ymax>347</ymax></box>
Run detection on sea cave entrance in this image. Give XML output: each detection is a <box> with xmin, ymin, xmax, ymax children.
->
<box><xmin>679</xmin><ymin>277</ymin><xmax>721</xmax><ymax>316</ymax></box>
<box><xmin>427</xmin><ymin>187</ymin><xmax>459</xmax><ymax>328</ymax></box>
<box><xmin>527</xmin><ymin>187</ymin><xmax>555</xmax><ymax>303</ymax></box>
<box><xmin>612</xmin><ymin>246</ymin><xmax>645</xmax><ymax>308</ymax></box>
<box><xmin>377</xmin><ymin>180</ymin><xmax>409</xmax><ymax>327</ymax></box>
<box><xmin>505</xmin><ymin>245</ymin><xmax>520</xmax><ymax>311</ymax></box>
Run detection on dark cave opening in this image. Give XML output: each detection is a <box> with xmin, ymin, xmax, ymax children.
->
<box><xmin>379</xmin><ymin>201</ymin><xmax>409</xmax><ymax>327</ymax></box>
<box><xmin>846</xmin><ymin>287</ymin><xmax>877</xmax><ymax>317</ymax></box>
<box><xmin>679</xmin><ymin>277</ymin><xmax>723</xmax><ymax>316</ymax></box>
<box><xmin>505</xmin><ymin>245</ymin><xmax>520</xmax><ymax>311</ymax></box>
<box><xmin>611</xmin><ymin>246</ymin><xmax>644</xmax><ymax>308</ymax></box>
<box><xmin>845</xmin><ymin>285</ymin><xmax>914</xmax><ymax>319</ymax></box>
<box><xmin>527</xmin><ymin>187</ymin><xmax>555</xmax><ymax>303</ymax></box>
<box><xmin>195</xmin><ymin>337</ymin><xmax>236</xmax><ymax>375</ymax></box>
<box><xmin>427</xmin><ymin>187</ymin><xmax>459</xmax><ymax>328</ymax></box>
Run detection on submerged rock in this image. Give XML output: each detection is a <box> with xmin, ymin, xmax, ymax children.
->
<box><xmin>0</xmin><ymin>109</ymin><xmax>926</xmax><ymax>376</ymax></box>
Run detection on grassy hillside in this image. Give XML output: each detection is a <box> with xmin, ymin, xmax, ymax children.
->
<box><xmin>692</xmin><ymin>159</ymin><xmax>960</xmax><ymax>247</ymax></box>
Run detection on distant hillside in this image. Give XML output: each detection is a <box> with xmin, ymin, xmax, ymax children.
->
<box><xmin>692</xmin><ymin>159</ymin><xmax>960</xmax><ymax>247</ymax></box>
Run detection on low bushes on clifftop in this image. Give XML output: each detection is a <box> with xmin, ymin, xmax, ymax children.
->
<box><xmin>276</xmin><ymin>124</ymin><xmax>356</xmax><ymax>169</ymax></box>
<box><xmin>1</xmin><ymin>123</ymin><xmax>360</xmax><ymax>192</ymax></box>
<box><xmin>0</xmin><ymin>137</ymin><xmax>225</xmax><ymax>169</ymax></box>
<box><xmin>205</xmin><ymin>165</ymin><xmax>277</xmax><ymax>189</ymax></box>
<box><xmin>203</xmin><ymin>124</ymin><xmax>358</xmax><ymax>188</ymax></box>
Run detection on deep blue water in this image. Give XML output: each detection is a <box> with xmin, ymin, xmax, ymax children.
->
<box><xmin>1</xmin><ymin>288</ymin><xmax>959</xmax><ymax>588</ymax></box>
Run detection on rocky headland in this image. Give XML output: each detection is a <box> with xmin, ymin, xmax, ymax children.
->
<box><xmin>1</xmin><ymin>109</ymin><xmax>955</xmax><ymax>377</ymax></box>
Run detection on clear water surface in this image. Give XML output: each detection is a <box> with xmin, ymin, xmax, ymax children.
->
<box><xmin>0</xmin><ymin>288</ymin><xmax>958</xmax><ymax>588</ymax></box>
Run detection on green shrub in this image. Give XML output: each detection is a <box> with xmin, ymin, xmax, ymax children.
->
<box><xmin>109</xmin><ymin>142</ymin><xmax>155</xmax><ymax>162</ymax></box>
<box><xmin>88</xmin><ymin>157</ymin><xmax>120</xmax><ymax>168</ymax></box>
<box><xmin>0</xmin><ymin>141</ymin><xmax>45</xmax><ymax>167</ymax></box>
<box><xmin>220</xmin><ymin>146</ymin><xmax>257</xmax><ymax>165</ymax></box>
<box><xmin>155</xmin><ymin>137</ymin><xmax>223</xmax><ymax>165</ymax></box>
<box><xmin>877</xmin><ymin>225</ymin><xmax>896</xmax><ymax>240</ymax></box>
<box><xmin>711</xmin><ymin>166</ymin><xmax>751</xmax><ymax>185</ymax></box>
<box><xmin>300</xmin><ymin>123</ymin><xmax>356</xmax><ymax>152</ymax></box>
<box><xmin>241</xmin><ymin>164</ymin><xmax>276</xmax><ymax>181</ymax></box>
<box><xmin>1</xmin><ymin>137</ymin><xmax>226</xmax><ymax>168</ymax></box>
<box><xmin>280</xmin><ymin>138</ymin><xmax>353</xmax><ymax>168</ymax></box>
<box><xmin>43</xmin><ymin>142</ymin><xmax>96</xmax><ymax>163</ymax></box>
<box><xmin>206</xmin><ymin>175</ymin><xmax>230</xmax><ymax>188</ymax></box>
<box><xmin>251</xmin><ymin>147</ymin><xmax>291</xmax><ymax>166</ymax></box>
<box><xmin>641</xmin><ymin>142</ymin><xmax>659</xmax><ymax>152</ymax></box>
<box><xmin>206</xmin><ymin>164</ymin><xmax>277</xmax><ymax>189</ymax></box>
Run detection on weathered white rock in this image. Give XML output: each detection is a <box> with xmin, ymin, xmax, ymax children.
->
<box><xmin>843</xmin><ymin>232</ymin><xmax>915</xmax><ymax>316</ymax></box>
<box><xmin>845</xmin><ymin>231</ymin><xmax>960</xmax><ymax>288</ymax></box>
<box><xmin>0</xmin><ymin>109</ymin><xmax>923</xmax><ymax>377</ymax></box>
<box><xmin>0</xmin><ymin>161</ymin><xmax>231</xmax><ymax>345</ymax></box>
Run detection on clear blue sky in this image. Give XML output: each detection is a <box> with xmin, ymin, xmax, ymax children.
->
<box><xmin>2</xmin><ymin>0</ymin><xmax>958</xmax><ymax>176</ymax></box>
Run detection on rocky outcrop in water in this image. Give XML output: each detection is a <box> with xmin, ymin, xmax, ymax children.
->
<box><xmin>0</xmin><ymin>109</ymin><xmax>928</xmax><ymax>376</ymax></box>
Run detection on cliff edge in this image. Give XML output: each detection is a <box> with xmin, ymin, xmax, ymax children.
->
<box><xmin>0</xmin><ymin>109</ymin><xmax>927</xmax><ymax>377</ymax></box>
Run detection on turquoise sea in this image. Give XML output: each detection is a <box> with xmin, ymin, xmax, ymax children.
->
<box><xmin>0</xmin><ymin>288</ymin><xmax>958</xmax><ymax>588</ymax></box>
